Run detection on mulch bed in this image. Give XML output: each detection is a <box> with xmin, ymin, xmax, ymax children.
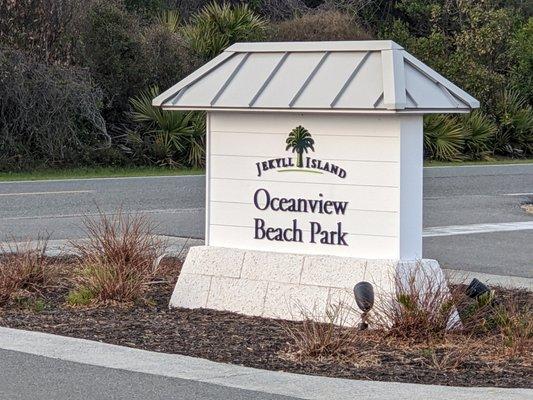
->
<box><xmin>0</xmin><ymin>258</ymin><xmax>531</xmax><ymax>388</ymax></box>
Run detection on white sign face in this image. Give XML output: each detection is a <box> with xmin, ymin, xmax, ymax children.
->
<box><xmin>207</xmin><ymin>112</ymin><xmax>414</xmax><ymax>259</ymax></box>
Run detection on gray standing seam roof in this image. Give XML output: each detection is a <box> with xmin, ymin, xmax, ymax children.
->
<box><xmin>153</xmin><ymin>41</ymin><xmax>479</xmax><ymax>113</ymax></box>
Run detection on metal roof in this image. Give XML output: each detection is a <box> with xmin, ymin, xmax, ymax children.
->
<box><xmin>153</xmin><ymin>41</ymin><xmax>479</xmax><ymax>113</ymax></box>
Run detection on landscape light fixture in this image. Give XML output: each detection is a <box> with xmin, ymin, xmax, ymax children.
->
<box><xmin>465</xmin><ymin>278</ymin><xmax>490</xmax><ymax>299</ymax></box>
<box><xmin>353</xmin><ymin>281</ymin><xmax>374</xmax><ymax>330</ymax></box>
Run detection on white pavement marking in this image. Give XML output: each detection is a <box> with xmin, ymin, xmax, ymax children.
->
<box><xmin>0</xmin><ymin>190</ymin><xmax>94</xmax><ymax>197</ymax></box>
<box><xmin>0</xmin><ymin>174</ymin><xmax>205</xmax><ymax>184</ymax></box>
<box><xmin>504</xmin><ymin>192</ymin><xmax>533</xmax><ymax>196</ymax></box>
<box><xmin>0</xmin><ymin>327</ymin><xmax>530</xmax><ymax>400</ymax></box>
<box><xmin>423</xmin><ymin>221</ymin><xmax>533</xmax><ymax>237</ymax></box>
<box><xmin>0</xmin><ymin>208</ymin><xmax>205</xmax><ymax>221</ymax></box>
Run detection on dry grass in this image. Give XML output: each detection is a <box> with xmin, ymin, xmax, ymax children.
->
<box><xmin>0</xmin><ymin>238</ymin><xmax>53</xmax><ymax>306</ymax></box>
<box><xmin>69</xmin><ymin>210</ymin><xmax>164</xmax><ymax>304</ymax></box>
<box><xmin>280</xmin><ymin>267</ymin><xmax>531</xmax><ymax>370</ymax></box>
<box><xmin>372</xmin><ymin>265</ymin><xmax>464</xmax><ymax>343</ymax></box>
<box><xmin>489</xmin><ymin>294</ymin><xmax>532</xmax><ymax>358</ymax></box>
<box><xmin>279</xmin><ymin>302</ymin><xmax>378</xmax><ymax>364</ymax></box>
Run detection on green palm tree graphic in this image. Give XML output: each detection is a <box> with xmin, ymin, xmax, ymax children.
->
<box><xmin>285</xmin><ymin>126</ymin><xmax>315</xmax><ymax>168</ymax></box>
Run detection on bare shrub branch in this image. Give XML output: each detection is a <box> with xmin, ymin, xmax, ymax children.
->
<box><xmin>0</xmin><ymin>237</ymin><xmax>52</xmax><ymax>305</ymax></box>
<box><xmin>69</xmin><ymin>209</ymin><xmax>164</xmax><ymax>304</ymax></box>
<box><xmin>372</xmin><ymin>264</ymin><xmax>463</xmax><ymax>343</ymax></box>
<box><xmin>279</xmin><ymin>301</ymin><xmax>369</xmax><ymax>362</ymax></box>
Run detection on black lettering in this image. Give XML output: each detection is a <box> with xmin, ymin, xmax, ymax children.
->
<box><xmin>254</xmin><ymin>188</ymin><xmax>270</xmax><ymax>210</ymax></box>
<box><xmin>333</xmin><ymin>201</ymin><xmax>348</xmax><ymax>215</ymax></box>
<box><xmin>309</xmin><ymin>221</ymin><xmax>321</xmax><ymax>243</ymax></box>
<box><xmin>254</xmin><ymin>218</ymin><xmax>266</xmax><ymax>239</ymax></box>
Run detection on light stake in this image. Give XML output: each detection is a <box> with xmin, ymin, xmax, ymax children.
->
<box><xmin>466</xmin><ymin>278</ymin><xmax>490</xmax><ymax>299</ymax></box>
<box><xmin>353</xmin><ymin>281</ymin><xmax>374</xmax><ymax>330</ymax></box>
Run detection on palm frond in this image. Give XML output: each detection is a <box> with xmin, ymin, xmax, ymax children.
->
<box><xmin>129</xmin><ymin>87</ymin><xmax>206</xmax><ymax>168</ymax></box>
<box><xmin>424</xmin><ymin>114</ymin><xmax>464</xmax><ymax>161</ymax></box>
<box><xmin>461</xmin><ymin>110</ymin><xmax>497</xmax><ymax>160</ymax></box>
<box><xmin>156</xmin><ymin>9</ymin><xmax>181</xmax><ymax>33</ymax></box>
<box><xmin>184</xmin><ymin>1</ymin><xmax>266</xmax><ymax>59</ymax></box>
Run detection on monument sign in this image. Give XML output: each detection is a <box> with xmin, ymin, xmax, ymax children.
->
<box><xmin>154</xmin><ymin>41</ymin><xmax>478</xmax><ymax>321</ymax></box>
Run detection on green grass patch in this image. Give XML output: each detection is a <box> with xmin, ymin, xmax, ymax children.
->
<box><xmin>0</xmin><ymin>166</ymin><xmax>204</xmax><ymax>182</ymax></box>
<box><xmin>424</xmin><ymin>158</ymin><xmax>533</xmax><ymax>167</ymax></box>
<box><xmin>67</xmin><ymin>287</ymin><xmax>95</xmax><ymax>307</ymax></box>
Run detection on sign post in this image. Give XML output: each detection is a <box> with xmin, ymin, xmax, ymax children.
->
<box><xmin>154</xmin><ymin>41</ymin><xmax>478</xmax><ymax>322</ymax></box>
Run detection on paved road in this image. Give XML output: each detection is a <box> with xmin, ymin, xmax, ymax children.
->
<box><xmin>0</xmin><ymin>349</ymin><xmax>298</xmax><ymax>400</ymax></box>
<box><xmin>0</xmin><ymin>165</ymin><xmax>531</xmax><ymax>277</ymax></box>
<box><xmin>423</xmin><ymin>165</ymin><xmax>532</xmax><ymax>277</ymax></box>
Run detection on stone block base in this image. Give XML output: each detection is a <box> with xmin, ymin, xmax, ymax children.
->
<box><xmin>169</xmin><ymin>246</ymin><xmax>447</xmax><ymax>323</ymax></box>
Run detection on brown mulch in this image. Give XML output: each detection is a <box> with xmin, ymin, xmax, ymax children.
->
<box><xmin>0</xmin><ymin>258</ymin><xmax>531</xmax><ymax>388</ymax></box>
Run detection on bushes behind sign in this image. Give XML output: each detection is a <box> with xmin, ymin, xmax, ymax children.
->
<box><xmin>0</xmin><ymin>0</ymin><xmax>531</xmax><ymax>170</ymax></box>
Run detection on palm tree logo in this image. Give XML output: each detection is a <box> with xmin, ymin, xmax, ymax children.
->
<box><xmin>285</xmin><ymin>126</ymin><xmax>315</xmax><ymax>168</ymax></box>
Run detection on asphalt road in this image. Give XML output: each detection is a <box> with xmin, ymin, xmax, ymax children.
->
<box><xmin>0</xmin><ymin>164</ymin><xmax>531</xmax><ymax>277</ymax></box>
<box><xmin>0</xmin><ymin>349</ymin><xmax>298</xmax><ymax>400</ymax></box>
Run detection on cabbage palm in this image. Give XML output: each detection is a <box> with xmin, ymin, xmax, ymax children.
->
<box><xmin>129</xmin><ymin>86</ymin><xmax>205</xmax><ymax>167</ymax></box>
<box><xmin>423</xmin><ymin>114</ymin><xmax>464</xmax><ymax>161</ymax></box>
<box><xmin>493</xmin><ymin>89</ymin><xmax>533</xmax><ymax>157</ymax></box>
<box><xmin>184</xmin><ymin>2</ymin><xmax>266</xmax><ymax>59</ymax></box>
<box><xmin>460</xmin><ymin>110</ymin><xmax>497</xmax><ymax>160</ymax></box>
<box><xmin>286</xmin><ymin>126</ymin><xmax>315</xmax><ymax>168</ymax></box>
<box><xmin>155</xmin><ymin>9</ymin><xmax>181</xmax><ymax>33</ymax></box>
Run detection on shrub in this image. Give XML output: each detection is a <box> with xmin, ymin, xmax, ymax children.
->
<box><xmin>460</xmin><ymin>110</ymin><xmax>497</xmax><ymax>160</ymax></box>
<box><xmin>80</xmin><ymin>0</ymin><xmax>146</xmax><ymax>120</ymax></box>
<box><xmin>80</xmin><ymin>1</ymin><xmax>196</xmax><ymax>125</ymax></box>
<box><xmin>0</xmin><ymin>48</ymin><xmax>108</xmax><ymax>171</ymax></box>
<box><xmin>253</xmin><ymin>0</ymin><xmax>309</xmax><ymax>21</ymax></box>
<box><xmin>379</xmin><ymin>1</ymin><xmax>526</xmax><ymax>113</ymax></box>
<box><xmin>140</xmin><ymin>25</ymin><xmax>191</xmax><ymax>91</ymax></box>
<box><xmin>155</xmin><ymin>9</ymin><xmax>182</xmax><ymax>33</ymax></box>
<box><xmin>423</xmin><ymin>114</ymin><xmax>464</xmax><ymax>161</ymax></box>
<box><xmin>460</xmin><ymin>287</ymin><xmax>532</xmax><ymax>358</ymax></box>
<box><xmin>493</xmin><ymin>298</ymin><xmax>532</xmax><ymax>357</ymax></box>
<box><xmin>0</xmin><ymin>239</ymin><xmax>51</xmax><ymax>306</ymax></box>
<box><xmin>70</xmin><ymin>210</ymin><xmax>163</xmax><ymax>303</ymax></box>
<box><xmin>509</xmin><ymin>18</ymin><xmax>533</xmax><ymax>103</ymax></box>
<box><xmin>270</xmin><ymin>10</ymin><xmax>371</xmax><ymax>41</ymax></box>
<box><xmin>128</xmin><ymin>87</ymin><xmax>206</xmax><ymax>168</ymax></box>
<box><xmin>124</xmin><ymin>0</ymin><xmax>165</xmax><ymax>17</ymax></box>
<box><xmin>0</xmin><ymin>0</ymin><xmax>88</xmax><ymax>63</ymax></box>
<box><xmin>184</xmin><ymin>2</ymin><xmax>267</xmax><ymax>60</ymax></box>
<box><xmin>493</xmin><ymin>89</ymin><xmax>533</xmax><ymax>157</ymax></box>
<box><xmin>280</xmin><ymin>302</ymin><xmax>362</xmax><ymax>361</ymax></box>
<box><xmin>373</xmin><ymin>265</ymin><xmax>462</xmax><ymax>342</ymax></box>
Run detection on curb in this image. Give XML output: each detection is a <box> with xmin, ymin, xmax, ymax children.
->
<box><xmin>0</xmin><ymin>327</ymin><xmax>530</xmax><ymax>400</ymax></box>
<box><xmin>423</xmin><ymin>163</ymin><xmax>533</xmax><ymax>177</ymax></box>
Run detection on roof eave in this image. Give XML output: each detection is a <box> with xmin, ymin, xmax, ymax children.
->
<box><xmin>159</xmin><ymin>105</ymin><xmax>473</xmax><ymax>114</ymax></box>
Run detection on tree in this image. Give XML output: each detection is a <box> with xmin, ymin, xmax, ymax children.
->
<box><xmin>184</xmin><ymin>1</ymin><xmax>267</xmax><ymax>60</ymax></box>
<box><xmin>129</xmin><ymin>87</ymin><xmax>206</xmax><ymax>167</ymax></box>
<box><xmin>285</xmin><ymin>126</ymin><xmax>315</xmax><ymax>168</ymax></box>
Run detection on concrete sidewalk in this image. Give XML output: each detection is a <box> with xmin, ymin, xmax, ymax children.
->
<box><xmin>0</xmin><ymin>327</ymin><xmax>530</xmax><ymax>400</ymax></box>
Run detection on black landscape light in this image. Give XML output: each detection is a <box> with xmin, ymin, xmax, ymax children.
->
<box><xmin>353</xmin><ymin>281</ymin><xmax>374</xmax><ymax>330</ymax></box>
<box><xmin>465</xmin><ymin>278</ymin><xmax>490</xmax><ymax>299</ymax></box>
